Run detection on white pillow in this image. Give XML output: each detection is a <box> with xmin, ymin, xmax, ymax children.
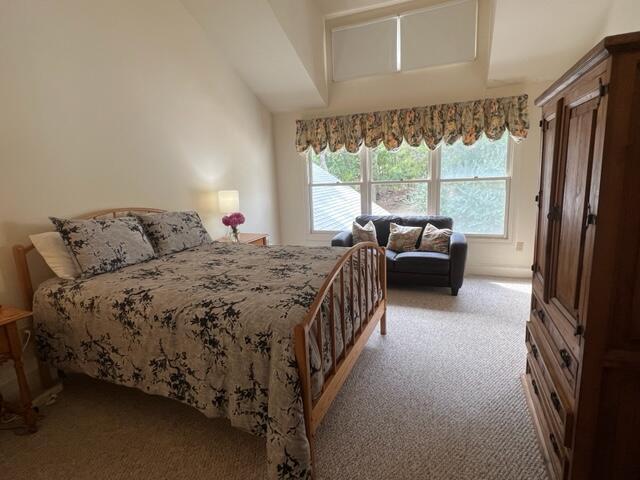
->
<box><xmin>29</xmin><ymin>232</ymin><xmax>80</xmax><ymax>280</ymax></box>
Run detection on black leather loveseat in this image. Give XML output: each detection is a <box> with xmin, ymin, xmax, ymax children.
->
<box><xmin>331</xmin><ymin>215</ymin><xmax>467</xmax><ymax>295</ymax></box>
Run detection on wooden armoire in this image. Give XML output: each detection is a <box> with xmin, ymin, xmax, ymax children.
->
<box><xmin>524</xmin><ymin>32</ymin><xmax>640</xmax><ymax>480</ymax></box>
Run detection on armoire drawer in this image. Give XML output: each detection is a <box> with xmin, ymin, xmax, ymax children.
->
<box><xmin>530</xmin><ymin>294</ymin><xmax>579</xmax><ymax>393</ymax></box>
<box><xmin>526</xmin><ymin>329</ymin><xmax>574</xmax><ymax>448</ymax></box>
<box><xmin>525</xmin><ymin>359</ymin><xmax>567</xmax><ymax>480</ymax></box>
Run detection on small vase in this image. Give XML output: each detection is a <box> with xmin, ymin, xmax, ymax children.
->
<box><xmin>229</xmin><ymin>227</ymin><xmax>240</xmax><ymax>243</ymax></box>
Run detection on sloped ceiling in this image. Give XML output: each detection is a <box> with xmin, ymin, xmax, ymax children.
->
<box><xmin>181</xmin><ymin>0</ymin><xmax>327</xmax><ymax>112</ymax></box>
<box><xmin>488</xmin><ymin>0</ymin><xmax>613</xmax><ymax>85</ymax></box>
<box><xmin>180</xmin><ymin>0</ymin><xmax>639</xmax><ymax>112</ymax></box>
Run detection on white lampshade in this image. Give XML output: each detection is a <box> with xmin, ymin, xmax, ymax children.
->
<box><xmin>218</xmin><ymin>190</ymin><xmax>239</xmax><ymax>213</ymax></box>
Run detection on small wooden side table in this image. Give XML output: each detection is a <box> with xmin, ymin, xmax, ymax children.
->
<box><xmin>0</xmin><ymin>306</ymin><xmax>37</xmax><ymax>432</ymax></box>
<box><xmin>216</xmin><ymin>233</ymin><xmax>269</xmax><ymax>246</ymax></box>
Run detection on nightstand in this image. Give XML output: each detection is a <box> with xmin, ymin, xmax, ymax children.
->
<box><xmin>216</xmin><ymin>233</ymin><xmax>269</xmax><ymax>246</ymax></box>
<box><xmin>0</xmin><ymin>306</ymin><xmax>37</xmax><ymax>432</ymax></box>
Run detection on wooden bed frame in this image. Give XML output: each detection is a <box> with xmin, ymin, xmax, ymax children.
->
<box><xmin>12</xmin><ymin>207</ymin><xmax>387</xmax><ymax>477</ymax></box>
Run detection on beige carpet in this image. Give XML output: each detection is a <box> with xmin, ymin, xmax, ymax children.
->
<box><xmin>1</xmin><ymin>277</ymin><xmax>548</xmax><ymax>480</ymax></box>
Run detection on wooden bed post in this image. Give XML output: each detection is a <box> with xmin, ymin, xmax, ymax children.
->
<box><xmin>379</xmin><ymin>247</ymin><xmax>387</xmax><ymax>335</ymax></box>
<box><xmin>13</xmin><ymin>244</ymin><xmax>56</xmax><ymax>388</ymax></box>
<box><xmin>293</xmin><ymin>242</ymin><xmax>387</xmax><ymax>478</ymax></box>
<box><xmin>13</xmin><ymin>245</ymin><xmax>35</xmax><ymax>310</ymax></box>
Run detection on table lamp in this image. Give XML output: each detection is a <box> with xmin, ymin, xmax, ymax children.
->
<box><xmin>218</xmin><ymin>190</ymin><xmax>239</xmax><ymax>214</ymax></box>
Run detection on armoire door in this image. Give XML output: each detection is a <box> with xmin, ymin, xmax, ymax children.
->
<box><xmin>546</xmin><ymin>76</ymin><xmax>606</xmax><ymax>342</ymax></box>
<box><xmin>532</xmin><ymin>102</ymin><xmax>562</xmax><ymax>298</ymax></box>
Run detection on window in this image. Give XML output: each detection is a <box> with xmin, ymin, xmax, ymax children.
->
<box><xmin>331</xmin><ymin>0</ymin><xmax>477</xmax><ymax>81</ymax></box>
<box><xmin>332</xmin><ymin>17</ymin><xmax>398</xmax><ymax>81</ymax></box>
<box><xmin>308</xmin><ymin>149</ymin><xmax>363</xmax><ymax>232</ymax></box>
<box><xmin>439</xmin><ymin>133</ymin><xmax>509</xmax><ymax>235</ymax></box>
<box><xmin>307</xmin><ymin>133</ymin><xmax>510</xmax><ymax>236</ymax></box>
<box><xmin>370</xmin><ymin>143</ymin><xmax>431</xmax><ymax>215</ymax></box>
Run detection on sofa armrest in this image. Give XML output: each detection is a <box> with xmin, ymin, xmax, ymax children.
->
<box><xmin>331</xmin><ymin>231</ymin><xmax>354</xmax><ymax>247</ymax></box>
<box><xmin>449</xmin><ymin>232</ymin><xmax>467</xmax><ymax>291</ymax></box>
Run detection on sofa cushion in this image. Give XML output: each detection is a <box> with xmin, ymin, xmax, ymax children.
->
<box><xmin>393</xmin><ymin>251</ymin><xmax>450</xmax><ymax>276</ymax></box>
<box><xmin>356</xmin><ymin>215</ymin><xmax>402</xmax><ymax>246</ymax></box>
<box><xmin>385</xmin><ymin>249</ymin><xmax>398</xmax><ymax>271</ymax></box>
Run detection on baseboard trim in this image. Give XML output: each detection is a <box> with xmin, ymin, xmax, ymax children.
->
<box><xmin>465</xmin><ymin>264</ymin><xmax>532</xmax><ymax>278</ymax></box>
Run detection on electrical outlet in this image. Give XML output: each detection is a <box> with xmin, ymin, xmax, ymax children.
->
<box><xmin>516</xmin><ymin>241</ymin><xmax>524</xmax><ymax>251</ymax></box>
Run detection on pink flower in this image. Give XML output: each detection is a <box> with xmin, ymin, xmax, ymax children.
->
<box><xmin>222</xmin><ymin>212</ymin><xmax>245</xmax><ymax>228</ymax></box>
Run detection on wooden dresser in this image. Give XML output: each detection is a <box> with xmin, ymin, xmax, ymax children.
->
<box><xmin>524</xmin><ymin>32</ymin><xmax>640</xmax><ymax>480</ymax></box>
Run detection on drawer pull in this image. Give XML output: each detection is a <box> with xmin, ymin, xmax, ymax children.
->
<box><xmin>550</xmin><ymin>392</ymin><xmax>561</xmax><ymax>414</ymax></box>
<box><xmin>549</xmin><ymin>433</ymin><xmax>560</xmax><ymax>457</ymax></box>
<box><xmin>559</xmin><ymin>349</ymin><xmax>572</xmax><ymax>368</ymax></box>
<box><xmin>531</xmin><ymin>344</ymin><xmax>539</xmax><ymax>358</ymax></box>
<box><xmin>532</xmin><ymin>378</ymin><xmax>539</xmax><ymax>396</ymax></box>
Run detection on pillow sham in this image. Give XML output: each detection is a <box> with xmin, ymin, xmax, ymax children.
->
<box><xmin>29</xmin><ymin>231</ymin><xmax>81</xmax><ymax>280</ymax></box>
<box><xmin>135</xmin><ymin>211</ymin><xmax>212</xmax><ymax>256</ymax></box>
<box><xmin>386</xmin><ymin>223</ymin><xmax>422</xmax><ymax>252</ymax></box>
<box><xmin>418</xmin><ymin>223</ymin><xmax>452</xmax><ymax>254</ymax></box>
<box><xmin>352</xmin><ymin>220</ymin><xmax>378</xmax><ymax>245</ymax></box>
<box><xmin>50</xmin><ymin>216</ymin><xmax>155</xmax><ymax>278</ymax></box>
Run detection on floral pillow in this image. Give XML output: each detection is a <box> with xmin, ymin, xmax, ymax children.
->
<box><xmin>352</xmin><ymin>220</ymin><xmax>378</xmax><ymax>245</ymax></box>
<box><xmin>136</xmin><ymin>211</ymin><xmax>212</xmax><ymax>256</ymax></box>
<box><xmin>386</xmin><ymin>223</ymin><xmax>422</xmax><ymax>252</ymax></box>
<box><xmin>50</xmin><ymin>216</ymin><xmax>155</xmax><ymax>278</ymax></box>
<box><xmin>418</xmin><ymin>223</ymin><xmax>452</xmax><ymax>254</ymax></box>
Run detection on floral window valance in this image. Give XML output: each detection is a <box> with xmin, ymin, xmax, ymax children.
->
<box><xmin>296</xmin><ymin>94</ymin><xmax>529</xmax><ymax>153</ymax></box>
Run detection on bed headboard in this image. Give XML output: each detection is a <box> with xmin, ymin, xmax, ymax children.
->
<box><xmin>12</xmin><ymin>207</ymin><xmax>166</xmax><ymax>310</ymax></box>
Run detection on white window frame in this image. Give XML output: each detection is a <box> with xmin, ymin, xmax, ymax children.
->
<box><xmin>434</xmin><ymin>139</ymin><xmax>512</xmax><ymax>239</ymax></box>
<box><xmin>307</xmin><ymin>148</ymin><xmax>367</xmax><ymax>234</ymax></box>
<box><xmin>306</xmin><ymin>138</ymin><xmax>512</xmax><ymax>239</ymax></box>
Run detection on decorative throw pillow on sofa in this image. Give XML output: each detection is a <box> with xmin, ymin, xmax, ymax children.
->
<box><xmin>50</xmin><ymin>216</ymin><xmax>155</xmax><ymax>278</ymax></box>
<box><xmin>352</xmin><ymin>220</ymin><xmax>378</xmax><ymax>245</ymax></box>
<box><xmin>419</xmin><ymin>223</ymin><xmax>452</xmax><ymax>254</ymax></box>
<box><xmin>386</xmin><ymin>223</ymin><xmax>422</xmax><ymax>252</ymax></box>
<box><xmin>136</xmin><ymin>211</ymin><xmax>212</xmax><ymax>256</ymax></box>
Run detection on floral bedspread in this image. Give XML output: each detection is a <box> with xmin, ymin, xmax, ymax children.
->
<box><xmin>33</xmin><ymin>242</ymin><xmax>368</xmax><ymax>479</ymax></box>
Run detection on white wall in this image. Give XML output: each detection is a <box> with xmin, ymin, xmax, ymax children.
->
<box><xmin>181</xmin><ymin>0</ymin><xmax>327</xmax><ymax>112</ymax></box>
<box><xmin>0</xmin><ymin>0</ymin><xmax>280</xmax><ymax>397</ymax></box>
<box><xmin>600</xmin><ymin>0</ymin><xmax>640</xmax><ymax>37</ymax></box>
<box><xmin>274</xmin><ymin>0</ymin><xmax>548</xmax><ymax>278</ymax></box>
<box><xmin>269</xmin><ymin>0</ymin><xmax>329</xmax><ymax>102</ymax></box>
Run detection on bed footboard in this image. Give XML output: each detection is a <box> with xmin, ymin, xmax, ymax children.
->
<box><xmin>293</xmin><ymin>242</ymin><xmax>387</xmax><ymax>473</ymax></box>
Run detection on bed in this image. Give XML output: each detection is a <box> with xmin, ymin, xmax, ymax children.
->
<box><xmin>13</xmin><ymin>208</ymin><xmax>387</xmax><ymax>479</ymax></box>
